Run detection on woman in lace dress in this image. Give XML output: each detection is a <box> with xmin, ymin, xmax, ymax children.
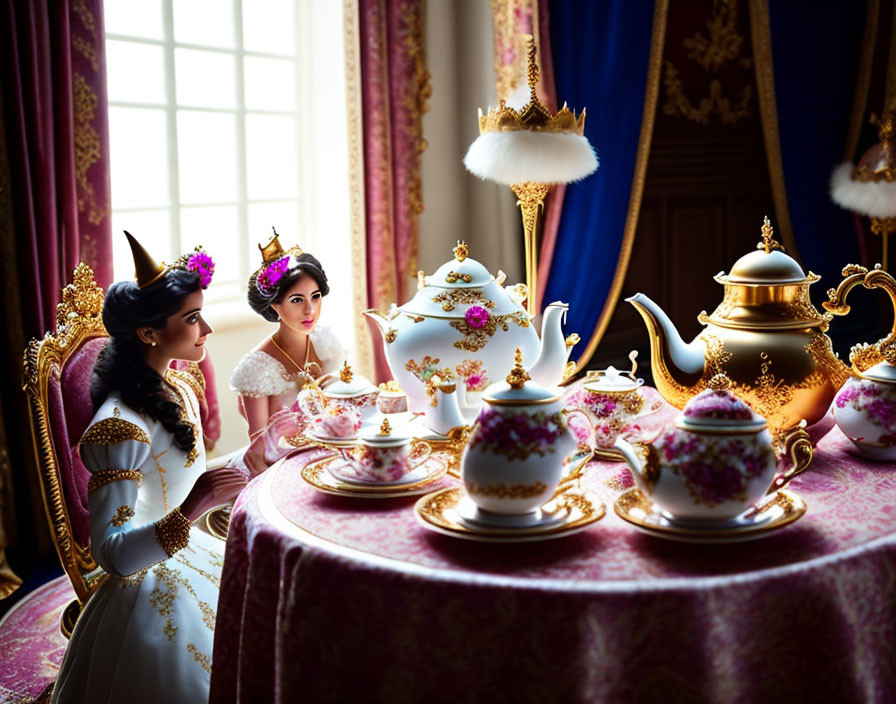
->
<box><xmin>51</xmin><ymin>233</ymin><xmax>246</xmax><ymax>704</ymax></box>
<box><xmin>228</xmin><ymin>235</ymin><xmax>344</xmax><ymax>475</ymax></box>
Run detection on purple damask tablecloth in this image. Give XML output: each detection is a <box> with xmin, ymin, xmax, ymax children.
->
<box><xmin>210</xmin><ymin>427</ymin><xmax>896</xmax><ymax>704</ymax></box>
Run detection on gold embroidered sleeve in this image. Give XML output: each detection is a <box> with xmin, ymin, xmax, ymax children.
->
<box><xmin>153</xmin><ymin>507</ymin><xmax>192</xmax><ymax>557</ymax></box>
<box><xmin>81</xmin><ymin>418</ymin><xmax>150</xmax><ymax>446</ymax></box>
<box><xmin>167</xmin><ymin>366</ymin><xmax>207</xmax><ymax>406</ymax></box>
<box><xmin>87</xmin><ymin>469</ymin><xmax>145</xmax><ymax>493</ymax></box>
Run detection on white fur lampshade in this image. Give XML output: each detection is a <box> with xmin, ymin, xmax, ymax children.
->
<box><xmin>830</xmin><ymin>161</ymin><xmax>896</xmax><ymax>218</ymax></box>
<box><xmin>463</xmin><ymin>130</ymin><xmax>598</xmax><ymax>186</ymax></box>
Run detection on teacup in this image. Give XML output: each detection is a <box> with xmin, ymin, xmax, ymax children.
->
<box><xmin>338</xmin><ymin>418</ymin><xmax>432</xmax><ymax>483</ymax></box>
<box><xmin>306</xmin><ymin>402</ymin><xmax>362</xmax><ymax>439</ymax></box>
<box><xmin>564</xmin><ymin>356</ymin><xmax>645</xmax><ymax>455</ymax></box>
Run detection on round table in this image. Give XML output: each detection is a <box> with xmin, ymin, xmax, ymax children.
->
<box><xmin>210</xmin><ymin>428</ymin><xmax>896</xmax><ymax>704</ymax></box>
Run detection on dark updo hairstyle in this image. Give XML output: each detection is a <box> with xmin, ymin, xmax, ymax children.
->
<box><xmin>91</xmin><ymin>269</ymin><xmax>201</xmax><ymax>454</ymax></box>
<box><xmin>247</xmin><ymin>252</ymin><xmax>330</xmax><ymax>322</ymax></box>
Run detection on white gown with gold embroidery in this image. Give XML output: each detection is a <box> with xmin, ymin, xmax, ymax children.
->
<box><xmin>51</xmin><ymin>371</ymin><xmax>224</xmax><ymax>704</ymax></box>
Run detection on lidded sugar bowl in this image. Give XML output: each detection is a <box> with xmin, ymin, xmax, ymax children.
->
<box><xmin>461</xmin><ymin>349</ymin><xmax>578</xmax><ymax>515</ymax></box>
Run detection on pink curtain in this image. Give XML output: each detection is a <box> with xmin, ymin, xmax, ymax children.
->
<box><xmin>490</xmin><ymin>0</ymin><xmax>563</xmax><ymax>313</ymax></box>
<box><xmin>359</xmin><ymin>0</ymin><xmax>430</xmax><ymax>381</ymax></box>
<box><xmin>1</xmin><ymin>0</ymin><xmax>114</xmax><ymax>328</ymax></box>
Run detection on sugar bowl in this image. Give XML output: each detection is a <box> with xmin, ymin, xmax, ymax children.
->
<box><xmin>564</xmin><ymin>351</ymin><xmax>645</xmax><ymax>459</ymax></box>
<box><xmin>461</xmin><ymin>349</ymin><xmax>578</xmax><ymax>515</ymax></box>
<box><xmin>320</xmin><ymin>361</ymin><xmax>379</xmax><ymax>422</ymax></box>
<box><xmin>614</xmin><ymin>385</ymin><xmax>813</xmax><ymax>523</ymax></box>
<box><xmin>833</xmin><ymin>361</ymin><xmax>896</xmax><ymax>460</ymax></box>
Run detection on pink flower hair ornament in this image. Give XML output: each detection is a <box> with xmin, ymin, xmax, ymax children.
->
<box><xmin>255</xmin><ymin>255</ymin><xmax>291</xmax><ymax>296</ymax></box>
<box><xmin>172</xmin><ymin>246</ymin><xmax>215</xmax><ymax>289</ymax></box>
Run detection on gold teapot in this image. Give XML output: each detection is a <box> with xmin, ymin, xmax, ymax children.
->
<box><xmin>628</xmin><ymin>217</ymin><xmax>852</xmax><ymax>434</ymax></box>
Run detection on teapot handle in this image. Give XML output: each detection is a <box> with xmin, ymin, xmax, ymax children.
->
<box><xmin>768</xmin><ymin>421</ymin><xmax>813</xmax><ymax>495</ymax></box>
<box><xmin>823</xmin><ymin>264</ymin><xmax>896</xmax><ymax>372</ymax></box>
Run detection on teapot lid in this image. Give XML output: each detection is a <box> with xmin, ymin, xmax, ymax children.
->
<box><xmin>427</xmin><ymin>241</ymin><xmax>493</xmax><ymax>289</ymax></box>
<box><xmin>583</xmin><ymin>352</ymin><xmax>643</xmax><ymax>393</ymax></box>
<box><xmin>860</xmin><ymin>360</ymin><xmax>896</xmax><ymax>384</ymax></box>
<box><xmin>324</xmin><ymin>362</ymin><xmax>378</xmax><ymax>398</ymax></box>
<box><xmin>482</xmin><ymin>349</ymin><xmax>560</xmax><ymax>405</ymax></box>
<box><xmin>716</xmin><ymin>217</ymin><xmax>817</xmax><ymax>286</ymax></box>
<box><xmin>675</xmin><ymin>386</ymin><xmax>766</xmax><ymax>432</ymax></box>
<box><xmin>359</xmin><ymin>417</ymin><xmax>410</xmax><ymax>446</ymax></box>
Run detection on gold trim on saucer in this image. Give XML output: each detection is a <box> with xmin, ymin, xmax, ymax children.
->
<box><xmin>614</xmin><ymin>488</ymin><xmax>806</xmax><ymax>542</ymax></box>
<box><xmin>301</xmin><ymin>453</ymin><xmax>449</xmax><ymax>498</ymax></box>
<box><xmin>414</xmin><ymin>487</ymin><xmax>605</xmax><ymax>542</ymax></box>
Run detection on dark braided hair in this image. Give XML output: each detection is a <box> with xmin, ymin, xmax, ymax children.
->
<box><xmin>91</xmin><ymin>269</ymin><xmax>201</xmax><ymax>453</ymax></box>
<box><xmin>247</xmin><ymin>252</ymin><xmax>329</xmax><ymax>322</ymax></box>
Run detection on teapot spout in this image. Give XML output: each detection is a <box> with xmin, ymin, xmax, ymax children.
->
<box><xmin>528</xmin><ymin>301</ymin><xmax>572</xmax><ymax>387</ymax></box>
<box><xmin>626</xmin><ymin>293</ymin><xmax>706</xmax><ymax>406</ymax></box>
<box><xmin>362</xmin><ymin>309</ymin><xmax>390</xmax><ymax>336</ymax></box>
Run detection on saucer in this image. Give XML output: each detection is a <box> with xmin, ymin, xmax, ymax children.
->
<box><xmin>328</xmin><ymin>457</ymin><xmax>438</xmax><ymax>487</ymax></box>
<box><xmin>301</xmin><ymin>454</ymin><xmax>448</xmax><ymax>498</ymax></box>
<box><xmin>303</xmin><ymin>427</ymin><xmax>359</xmax><ymax>448</ymax></box>
<box><xmin>613</xmin><ymin>488</ymin><xmax>807</xmax><ymax>543</ymax></box>
<box><xmin>414</xmin><ymin>487</ymin><xmax>605</xmax><ymax>543</ymax></box>
<box><xmin>454</xmin><ymin>497</ymin><xmax>570</xmax><ymax>530</ymax></box>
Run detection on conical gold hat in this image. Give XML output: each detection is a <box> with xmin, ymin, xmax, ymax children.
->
<box><xmin>124</xmin><ymin>231</ymin><xmax>167</xmax><ymax>288</ymax></box>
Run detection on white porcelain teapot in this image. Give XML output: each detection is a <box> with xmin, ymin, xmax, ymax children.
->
<box><xmin>364</xmin><ymin>241</ymin><xmax>578</xmax><ymax>418</ymax></box>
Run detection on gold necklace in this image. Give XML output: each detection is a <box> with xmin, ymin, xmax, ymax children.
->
<box><xmin>271</xmin><ymin>333</ymin><xmax>310</xmax><ymax>372</ymax></box>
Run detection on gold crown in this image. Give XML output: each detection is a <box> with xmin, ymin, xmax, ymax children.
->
<box><xmin>478</xmin><ymin>36</ymin><xmax>586</xmax><ymax>136</ymax></box>
<box><xmin>259</xmin><ymin>227</ymin><xmax>303</xmax><ymax>264</ymax></box>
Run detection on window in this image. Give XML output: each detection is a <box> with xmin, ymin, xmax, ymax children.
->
<box><xmin>104</xmin><ymin>0</ymin><xmax>348</xmax><ymax>309</ymax></box>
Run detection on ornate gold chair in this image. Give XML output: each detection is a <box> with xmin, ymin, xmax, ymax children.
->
<box><xmin>22</xmin><ymin>263</ymin><xmax>109</xmax><ymax>635</ymax></box>
<box><xmin>22</xmin><ymin>263</ymin><xmax>225</xmax><ymax>635</ymax></box>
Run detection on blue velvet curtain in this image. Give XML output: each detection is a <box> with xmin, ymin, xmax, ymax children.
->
<box><xmin>543</xmin><ymin>0</ymin><xmax>659</xmax><ymax>363</ymax></box>
<box><xmin>768</xmin><ymin>1</ymin><xmax>867</xmax><ymax>284</ymax></box>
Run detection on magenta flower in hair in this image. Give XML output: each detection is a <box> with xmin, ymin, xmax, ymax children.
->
<box><xmin>186</xmin><ymin>250</ymin><xmax>215</xmax><ymax>289</ymax></box>
<box><xmin>256</xmin><ymin>255</ymin><xmax>290</xmax><ymax>296</ymax></box>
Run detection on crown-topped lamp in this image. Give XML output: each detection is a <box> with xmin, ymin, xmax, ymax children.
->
<box><xmin>464</xmin><ymin>36</ymin><xmax>598</xmax><ymax>318</ymax></box>
<box><xmin>831</xmin><ymin>101</ymin><xmax>896</xmax><ymax>269</ymax></box>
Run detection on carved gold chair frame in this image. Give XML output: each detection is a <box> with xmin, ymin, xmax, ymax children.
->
<box><xmin>22</xmin><ymin>263</ymin><xmax>108</xmax><ymax>635</ymax></box>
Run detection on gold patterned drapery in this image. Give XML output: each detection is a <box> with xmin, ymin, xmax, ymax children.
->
<box><xmin>358</xmin><ymin>0</ymin><xmax>431</xmax><ymax>380</ymax></box>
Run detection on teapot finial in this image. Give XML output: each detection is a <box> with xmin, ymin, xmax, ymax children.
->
<box><xmin>454</xmin><ymin>240</ymin><xmax>469</xmax><ymax>262</ymax></box>
<box><xmin>340</xmin><ymin>361</ymin><xmax>353</xmax><ymax>383</ymax></box>
<box><xmin>707</xmin><ymin>372</ymin><xmax>733</xmax><ymax>390</ymax></box>
<box><xmin>378</xmin><ymin>417</ymin><xmax>392</xmax><ymax>435</ymax></box>
<box><xmin>757</xmin><ymin>216</ymin><xmax>784</xmax><ymax>254</ymax></box>
<box><xmin>506</xmin><ymin>348</ymin><xmax>531</xmax><ymax>389</ymax></box>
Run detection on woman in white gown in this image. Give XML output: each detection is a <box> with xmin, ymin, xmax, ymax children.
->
<box><xmin>51</xmin><ymin>233</ymin><xmax>246</xmax><ymax>703</ymax></box>
<box><xmin>227</xmin><ymin>233</ymin><xmax>344</xmax><ymax>475</ymax></box>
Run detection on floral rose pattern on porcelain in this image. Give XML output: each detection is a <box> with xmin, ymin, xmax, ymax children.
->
<box><xmin>469</xmin><ymin>408</ymin><xmax>565</xmax><ymax>461</ymax></box>
<box><xmin>358</xmin><ymin>447</ymin><xmax>413</xmax><ymax>482</ymax></box>
<box><xmin>565</xmin><ymin>388</ymin><xmax>644</xmax><ymax>449</ymax></box>
<box><xmin>835</xmin><ymin>378</ymin><xmax>896</xmax><ymax>446</ymax></box>
<box><xmin>311</xmin><ymin>404</ymin><xmax>362</xmax><ymax>438</ymax></box>
<box><xmin>455</xmin><ymin>359</ymin><xmax>490</xmax><ymax>393</ymax></box>
<box><xmin>654</xmin><ymin>428</ymin><xmax>774</xmax><ymax>506</ymax></box>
